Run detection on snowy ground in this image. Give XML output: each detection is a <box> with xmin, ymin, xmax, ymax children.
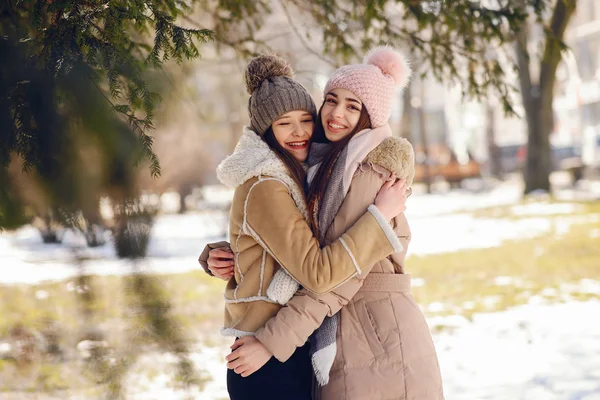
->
<box><xmin>2</xmin><ymin>177</ymin><xmax>600</xmax><ymax>399</ymax></box>
<box><xmin>3</xmin><ymin>177</ymin><xmax>599</xmax><ymax>285</ymax></box>
<box><xmin>434</xmin><ymin>300</ymin><xmax>600</xmax><ymax>400</ymax></box>
<box><xmin>120</xmin><ymin>300</ymin><xmax>600</xmax><ymax>400</ymax></box>
<box><xmin>0</xmin><ymin>210</ymin><xmax>228</xmax><ymax>285</ymax></box>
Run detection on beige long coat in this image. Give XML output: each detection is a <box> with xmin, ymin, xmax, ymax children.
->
<box><xmin>255</xmin><ymin>137</ymin><xmax>444</xmax><ymax>400</ymax></box>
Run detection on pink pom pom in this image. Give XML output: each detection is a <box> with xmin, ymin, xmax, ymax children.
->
<box><xmin>364</xmin><ymin>46</ymin><xmax>411</xmax><ymax>88</ymax></box>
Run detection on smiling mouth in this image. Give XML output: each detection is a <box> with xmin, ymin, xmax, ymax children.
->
<box><xmin>287</xmin><ymin>140</ymin><xmax>308</xmax><ymax>149</ymax></box>
<box><xmin>327</xmin><ymin>121</ymin><xmax>347</xmax><ymax>131</ymax></box>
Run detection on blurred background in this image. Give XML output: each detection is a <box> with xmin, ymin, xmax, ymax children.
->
<box><xmin>1</xmin><ymin>1</ymin><xmax>599</xmax><ymax>399</ymax></box>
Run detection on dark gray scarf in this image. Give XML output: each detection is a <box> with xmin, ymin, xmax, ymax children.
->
<box><xmin>306</xmin><ymin>141</ymin><xmax>347</xmax><ymax>386</ymax></box>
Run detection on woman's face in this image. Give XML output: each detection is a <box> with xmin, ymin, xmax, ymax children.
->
<box><xmin>272</xmin><ymin>110</ymin><xmax>314</xmax><ymax>162</ymax></box>
<box><xmin>321</xmin><ymin>88</ymin><xmax>363</xmax><ymax>142</ymax></box>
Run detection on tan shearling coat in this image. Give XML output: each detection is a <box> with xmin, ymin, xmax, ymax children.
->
<box><xmin>205</xmin><ymin>127</ymin><xmax>404</xmax><ymax>339</ymax></box>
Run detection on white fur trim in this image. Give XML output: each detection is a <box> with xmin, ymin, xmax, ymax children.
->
<box><xmin>266</xmin><ymin>268</ymin><xmax>299</xmax><ymax>305</ymax></box>
<box><xmin>311</xmin><ymin>344</ymin><xmax>337</xmax><ymax>386</ymax></box>
<box><xmin>242</xmin><ymin>179</ymin><xmax>265</xmax><ymax>235</ymax></box>
<box><xmin>235</xmin><ymin>235</ymin><xmax>244</xmax><ymax>280</ymax></box>
<box><xmin>224</xmin><ymin>294</ymin><xmax>278</xmax><ymax>304</ymax></box>
<box><xmin>218</xmin><ymin>127</ymin><xmax>308</xmax><ymax>222</ymax></box>
<box><xmin>367</xmin><ymin>205</ymin><xmax>403</xmax><ymax>253</ymax></box>
<box><xmin>258</xmin><ymin>250</ymin><xmax>267</xmax><ymax>296</ymax></box>
<box><xmin>244</xmin><ymin>223</ymin><xmax>283</xmax><ymax>265</ymax></box>
<box><xmin>233</xmin><ymin>235</ymin><xmax>243</xmax><ymax>301</ymax></box>
<box><xmin>221</xmin><ymin>328</ymin><xmax>255</xmax><ymax>338</ymax></box>
<box><xmin>338</xmin><ymin>237</ymin><xmax>361</xmax><ymax>275</ymax></box>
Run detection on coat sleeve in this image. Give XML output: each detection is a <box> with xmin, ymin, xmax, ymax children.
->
<box><xmin>244</xmin><ymin>178</ymin><xmax>402</xmax><ymax>295</ymax></box>
<box><xmin>198</xmin><ymin>241</ymin><xmax>231</xmax><ymax>276</ymax></box>
<box><xmin>255</xmin><ymin>169</ymin><xmax>409</xmax><ymax>361</ymax></box>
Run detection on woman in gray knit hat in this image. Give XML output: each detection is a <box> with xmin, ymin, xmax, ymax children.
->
<box><xmin>202</xmin><ymin>54</ymin><xmax>409</xmax><ymax>400</ymax></box>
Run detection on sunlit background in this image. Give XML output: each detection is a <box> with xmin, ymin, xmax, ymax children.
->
<box><xmin>1</xmin><ymin>1</ymin><xmax>599</xmax><ymax>399</ymax></box>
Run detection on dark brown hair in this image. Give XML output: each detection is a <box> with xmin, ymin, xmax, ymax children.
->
<box><xmin>262</xmin><ymin>126</ymin><xmax>307</xmax><ymax>193</ymax></box>
<box><xmin>306</xmin><ymin>103</ymin><xmax>372</xmax><ymax>237</ymax></box>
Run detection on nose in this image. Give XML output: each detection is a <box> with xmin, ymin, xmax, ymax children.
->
<box><xmin>332</xmin><ymin>102</ymin><xmax>345</xmax><ymax>119</ymax></box>
<box><xmin>291</xmin><ymin>119</ymin><xmax>304</xmax><ymax>137</ymax></box>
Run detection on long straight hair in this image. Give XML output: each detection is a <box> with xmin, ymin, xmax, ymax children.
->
<box><xmin>306</xmin><ymin>104</ymin><xmax>372</xmax><ymax>237</ymax></box>
<box><xmin>262</xmin><ymin>126</ymin><xmax>307</xmax><ymax>195</ymax></box>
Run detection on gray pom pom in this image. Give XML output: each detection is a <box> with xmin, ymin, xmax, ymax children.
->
<box><xmin>245</xmin><ymin>54</ymin><xmax>294</xmax><ymax>95</ymax></box>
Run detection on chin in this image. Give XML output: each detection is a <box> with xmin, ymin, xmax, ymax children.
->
<box><xmin>325</xmin><ymin>130</ymin><xmax>346</xmax><ymax>142</ymax></box>
<box><xmin>291</xmin><ymin>151</ymin><xmax>307</xmax><ymax>163</ymax></box>
<box><xmin>296</xmin><ymin>154</ymin><xmax>308</xmax><ymax>163</ymax></box>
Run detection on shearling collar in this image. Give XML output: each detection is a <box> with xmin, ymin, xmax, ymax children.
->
<box><xmin>217</xmin><ymin>126</ymin><xmax>309</xmax><ymax>221</ymax></box>
<box><xmin>363</xmin><ymin>136</ymin><xmax>415</xmax><ymax>187</ymax></box>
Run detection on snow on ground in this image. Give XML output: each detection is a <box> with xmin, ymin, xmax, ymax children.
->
<box><xmin>433</xmin><ymin>300</ymin><xmax>600</xmax><ymax>400</ymax></box>
<box><xmin>0</xmin><ymin>211</ymin><xmax>228</xmax><ymax>285</ymax></box>
<box><xmin>123</xmin><ymin>339</ymin><xmax>230</xmax><ymax>400</ymax></box>
<box><xmin>117</xmin><ymin>300</ymin><xmax>600</xmax><ymax>400</ymax></box>
<box><xmin>406</xmin><ymin>181</ymin><xmax>522</xmax><ymax>218</ymax></box>
<box><xmin>2</xmin><ymin>177</ymin><xmax>600</xmax><ymax>399</ymax></box>
<box><xmin>407</xmin><ymin>214</ymin><xmax>552</xmax><ymax>255</ymax></box>
<box><xmin>3</xmin><ymin>178</ymin><xmax>598</xmax><ymax>285</ymax></box>
<box><xmin>511</xmin><ymin>202</ymin><xmax>584</xmax><ymax>216</ymax></box>
<box><xmin>0</xmin><ymin>211</ymin><xmax>553</xmax><ymax>282</ymax></box>
<box><xmin>1</xmin><ymin>211</ymin><xmax>554</xmax><ymax>283</ymax></box>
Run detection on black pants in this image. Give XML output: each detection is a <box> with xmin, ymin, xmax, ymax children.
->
<box><xmin>227</xmin><ymin>342</ymin><xmax>312</xmax><ymax>400</ymax></box>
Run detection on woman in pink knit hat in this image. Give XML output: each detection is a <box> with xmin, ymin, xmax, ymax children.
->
<box><xmin>205</xmin><ymin>47</ymin><xmax>444</xmax><ymax>399</ymax></box>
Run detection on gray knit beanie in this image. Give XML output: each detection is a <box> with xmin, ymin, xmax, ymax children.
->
<box><xmin>245</xmin><ymin>54</ymin><xmax>317</xmax><ymax>136</ymax></box>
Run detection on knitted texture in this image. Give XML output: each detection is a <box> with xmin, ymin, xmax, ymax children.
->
<box><xmin>245</xmin><ymin>54</ymin><xmax>317</xmax><ymax>136</ymax></box>
<box><xmin>266</xmin><ymin>268</ymin><xmax>300</xmax><ymax>305</ymax></box>
<box><xmin>324</xmin><ymin>46</ymin><xmax>411</xmax><ymax>128</ymax></box>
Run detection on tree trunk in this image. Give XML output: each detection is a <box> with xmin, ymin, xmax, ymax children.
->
<box><xmin>523</xmin><ymin>94</ymin><xmax>553</xmax><ymax>193</ymax></box>
<box><xmin>178</xmin><ymin>183</ymin><xmax>192</xmax><ymax>214</ymax></box>
<box><xmin>486</xmin><ymin>102</ymin><xmax>502</xmax><ymax>179</ymax></box>
<box><xmin>516</xmin><ymin>0</ymin><xmax>577</xmax><ymax>195</ymax></box>
<box><xmin>39</xmin><ymin>212</ymin><xmax>63</xmax><ymax>244</ymax></box>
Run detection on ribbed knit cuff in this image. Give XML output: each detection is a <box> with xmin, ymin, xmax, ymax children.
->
<box><xmin>266</xmin><ymin>268</ymin><xmax>299</xmax><ymax>305</ymax></box>
<box><xmin>367</xmin><ymin>205</ymin><xmax>404</xmax><ymax>253</ymax></box>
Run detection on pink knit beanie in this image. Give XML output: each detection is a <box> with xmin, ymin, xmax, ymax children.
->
<box><xmin>324</xmin><ymin>46</ymin><xmax>412</xmax><ymax>128</ymax></box>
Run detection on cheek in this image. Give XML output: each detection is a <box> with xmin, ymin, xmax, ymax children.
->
<box><xmin>348</xmin><ymin>113</ymin><xmax>361</xmax><ymax>129</ymax></box>
<box><xmin>272</xmin><ymin>127</ymin><xmax>288</xmax><ymax>147</ymax></box>
<box><xmin>306</xmin><ymin>123</ymin><xmax>315</xmax><ymax>138</ymax></box>
<box><xmin>321</xmin><ymin>105</ymin><xmax>333</xmax><ymax>120</ymax></box>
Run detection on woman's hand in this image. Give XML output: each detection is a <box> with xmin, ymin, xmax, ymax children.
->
<box><xmin>374</xmin><ymin>177</ymin><xmax>409</xmax><ymax>220</ymax></box>
<box><xmin>205</xmin><ymin>247</ymin><xmax>235</xmax><ymax>280</ymax></box>
<box><xmin>225</xmin><ymin>336</ymin><xmax>273</xmax><ymax>377</ymax></box>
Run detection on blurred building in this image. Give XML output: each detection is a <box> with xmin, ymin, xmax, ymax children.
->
<box><xmin>191</xmin><ymin>1</ymin><xmax>600</xmax><ymax>182</ymax></box>
<box><xmin>438</xmin><ymin>1</ymin><xmax>600</xmax><ymax>174</ymax></box>
<box><xmin>566</xmin><ymin>0</ymin><xmax>600</xmax><ymax>169</ymax></box>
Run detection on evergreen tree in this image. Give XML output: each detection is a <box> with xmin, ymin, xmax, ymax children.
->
<box><xmin>0</xmin><ymin>0</ymin><xmax>211</xmax><ymax>226</ymax></box>
<box><xmin>1</xmin><ymin>1</ymin><xmax>568</xmax><ymax>396</ymax></box>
